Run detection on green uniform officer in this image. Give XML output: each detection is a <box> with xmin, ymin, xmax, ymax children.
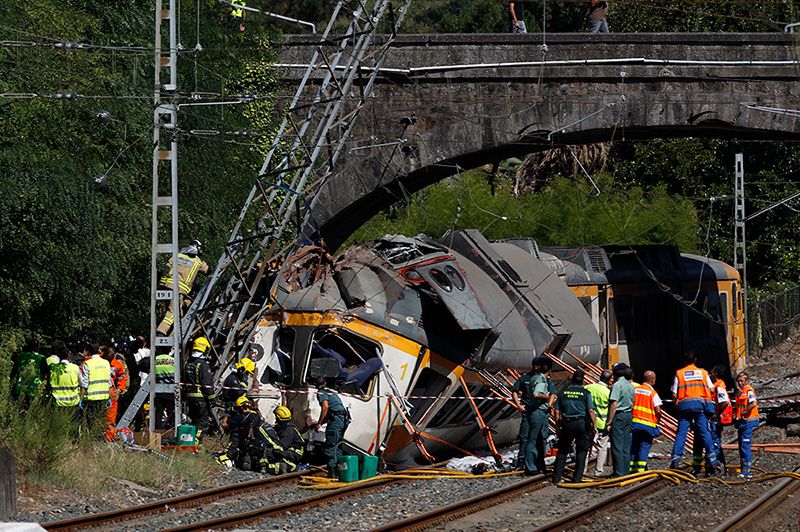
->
<box><xmin>512</xmin><ymin>357</ymin><xmax>551</xmax><ymax>475</ymax></box>
<box><xmin>511</xmin><ymin>357</ymin><xmax>541</xmax><ymax>469</ymax></box>
<box><xmin>313</xmin><ymin>376</ymin><xmax>350</xmax><ymax>478</ymax></box>
<box><xmin>607</xmin><ymin>363</ymin><xmax>635</xmax><ymax>477</ymax></box>
<box><xmin>552</xmin><ymin>369</ymin><xmax>596</xmax><ymax>484</ymax></box>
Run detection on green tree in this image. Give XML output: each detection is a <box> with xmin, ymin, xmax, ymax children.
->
<box><xmin>348</xmin><ymin>170</ymin><xmax>699</xmax><ymax>252</ymax></box>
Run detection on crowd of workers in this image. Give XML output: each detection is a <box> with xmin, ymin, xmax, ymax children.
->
<box><xmin>508</xmin><ymin>0</ymin><xmax>610</xmax><ymax>34</ymax></box>
<box><xmin>11</xmin><ymin>334</ymin><xmax>351</xmax><ymax>478</ymax></box>
<box><xmin>512</xmin><ymin>352</ymin><xmax>761</xmax><ymax>484</ymax></box>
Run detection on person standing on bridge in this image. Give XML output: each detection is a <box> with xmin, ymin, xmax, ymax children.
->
<box><xmin>508</xmin><ymin>1</ymin><xmax>527</xmax><ymax>33</ymax></box>
<box><xmin>586</xmin><ymin>0</ymin><xmax>609</xmax><ymax>33</ymax></box>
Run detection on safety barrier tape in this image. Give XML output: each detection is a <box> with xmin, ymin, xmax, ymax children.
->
<box><xmin>169</xmin><ymin>381</ymin><xmax>516</xmax><ymax>402</ymax></box>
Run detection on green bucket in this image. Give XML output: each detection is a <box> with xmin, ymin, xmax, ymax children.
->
<box><xmin>359</xmin><ymin>455</ymin><xmax>378</xmax><ymax>480</ymax></box>
<box><xmin>337</xmin><ymin>455</ymin><xmax>359</xmax><ymax>483</ymax></box>
<box><xmin>176</xmin><ymin>424</ymin><xmax>197</xmax><ymax>446</ymax></box>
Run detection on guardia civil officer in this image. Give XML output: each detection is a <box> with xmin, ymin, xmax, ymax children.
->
<box><xmin>512</xmin><ymin>357</ymin><xmax>551</xmax><ymax>476</ymax></box>
<box><xmin>511</xmin><ymin>356</ymin><xmax>540</xmax><ymax>469</ymax></box>
<box><xmin>552</xmin><ymin>369</ymin><xmax>595</xmax><ymax>484</ymax></box>
<box><xmin>312</xmin><ymin>376</ymin><xmax>351</xmax><ymax>478</ymax></box>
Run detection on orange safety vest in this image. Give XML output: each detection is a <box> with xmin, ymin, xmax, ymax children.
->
<box><xmin>735</xmin><ymin>385</ymin><xmax>759</xmax><ymax>421</ymax></box>
<box><xmin>675</xmin><ymin>364</ymin><xmax>713</xmax><ymax>402</ymax></box>
<box><xmin>632</xmin><ymin>382</ymin><xmax>659</xmax><ymax>427</ymax></box>
<box><xmin>714</xmin><ymin>378</ymin><xmax>733</xmax><ymax>425</ymax></box>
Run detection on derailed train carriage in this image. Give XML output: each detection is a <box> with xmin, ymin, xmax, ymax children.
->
<box><xmin>249</xmin><ymin>230</ymin><xmax>600</xmax><ymax>464</ymax></box>
<box><xmin>531</xmin><ymin>244</ymin><xmax>747</xmax><ymax>398</ymax></box>
<box><xmin>247</xmin><ymin>231</ymin><xmax>745</xmax><ymax>464</ymax></box>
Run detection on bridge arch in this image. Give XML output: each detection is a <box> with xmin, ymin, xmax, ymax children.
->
<box><xmin>275</xmin><ymin>33</ymin><xmax>800</xmax><ymax>247</ymax></box>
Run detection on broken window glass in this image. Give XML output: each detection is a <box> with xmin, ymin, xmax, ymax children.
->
<box><xmin>263</xmin><ymin>327</ymin><xmax>295</xmax><ymax>386</ymax></box>
<box><xmin>306</xmin><ymin>328</ymin><xmax>383</xmax><ymax>399</ymax></box>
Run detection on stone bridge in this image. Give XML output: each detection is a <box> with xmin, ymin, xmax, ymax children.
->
<box><xmin>277</xmin><ymin>33</ymin><xmax>800</xmax><ymax>247</ymax></box>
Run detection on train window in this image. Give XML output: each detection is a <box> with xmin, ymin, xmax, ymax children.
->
<box><xmin>444</xmin><ymin>265</ymin><xmax>466</xmax><ymax>291</ymax></box>
<box><xmin>427</xmin><ymin>384</ymin><xmax>465</xmax><ymax>428</ymax></box>
<box><xmin>264</xmin><ymin>327</ymin><xmax>295</xmax><ymax>386</ymax></box>
<box><xmin>731</xmin><ymin>283</ymin><xmax>738</xmax><ymax>317</ymax></box>
<box><xmin>429</xmin><ymin>268</ymin><xmax>453</xmax><ymax>292</ymax></box>
<box><xmin>614</xmin><ymin>296</ymin><xmax>630</xmax><ymax>344</ymax></box>
<box><xmin>578</xmin><ymin>296</ymin><xmax>593</xmax><ymax>318</ymax></box>
<box><xmin>719</xmin><ymin>292</ymin><xmax>729</xmax><ymax>337</ymax></box>
<box><xmin>306</xmin><ymin>328</ymin><xmax>383</xmax><ymax>400</ymax></box>
<box><xmin>607</xmin><ymin>299</ymin><xmax>617</xmax><ymax>345</ymax></box>
<box><xmin>408</xmin><ymin>369</ymin><xmax>451</xmax><ymax>423</ymax></box>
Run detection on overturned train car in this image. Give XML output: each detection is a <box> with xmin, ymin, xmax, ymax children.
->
<box><xmin>529</xmin><ymin>243</ymin><xmax>747</xmax><ymax>397</ymax></box>
<box><xmin>250</xmin><ymin>230</ymin><xmax>600</xmax><ymax>464</ymax></box>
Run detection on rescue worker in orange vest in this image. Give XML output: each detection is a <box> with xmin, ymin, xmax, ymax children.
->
<box><xmin>629</xmin><ymin>370</ymin><xmax>662</xmax><ymax>473</ymax></box>
<box><xmin>709</xmin><ymin>365</ymin><xmax>732</xmax><ymax>472</ymax></box>
<box><xmin>103</xmin><ymin>345</ymin><xmax>128</xmax><ymax>442</ymax></box>
<box><xmin>669</xmin><ymin>351</ymin><xmax>722</xmax><ymax>475</ymax></box>
<box><xmin>734</xmin><ymin>372</ymin><xmax>759</xmax><ymax>479</ymax></box>
<box><xmin>79</xmin><ymin>342</ymin><xmax>112</xmax><ymax>435</ymax></box>
<box><xmin>157</xmin><ymin>240</ymin><xmax>209</xmax><ymax>336</ymax></box>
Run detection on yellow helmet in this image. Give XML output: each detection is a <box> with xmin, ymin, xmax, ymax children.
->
<box><xmin>274</xmin><ymin>405</ymin><xmax>292</xmax><ymax>421</ymax></box>
<box><xmin>235</xmin><ymin>395</ymin><xmax>251</xmax><ymax>408</ymax></box>
<box><xmin>236</xmin><ymin>358</ymin><xmax>255</xmax><ymax>375</ymax></box>
<box><xmin>192</xmin><ymin>337</ymin><xmax>211</xmax><ymax>353</ymax></box>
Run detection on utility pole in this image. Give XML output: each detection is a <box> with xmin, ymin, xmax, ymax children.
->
<box><xmin>149</xmin><ymin>0</ymin><xmax>182</xmax><ymax>436</ymax></box>
<box><xmin>733</xmin><ymin>153</ymin><xmax>748</xmax><ymax>350</ymax></box>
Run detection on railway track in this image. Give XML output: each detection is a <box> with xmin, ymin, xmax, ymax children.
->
<box><xmin>371</xmin><ymin>473</ymin><xmax>547</xmax><ymax>531</ymax></box>
<box><xmin>533</xmin><ymin>477</ymin><xmax>663</xmax><ymax>531</ymax></box>
<box><xmin>160</xmin><ymin>472</ymin><xmax>419</xmax><ymax>532</ymax></box>
<box><xmin>712</xmin><ymin>466</ymin><xmax>800</xmax><ymax>532</ymax></box>
<box><xmin>42</xmin><ymin>468</ymin><xmax>313</xmax><ymax>531</ymax></box>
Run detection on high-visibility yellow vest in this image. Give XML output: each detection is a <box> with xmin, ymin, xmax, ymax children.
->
<box><xmin>231</xmin><ymin>0</ymin><xmax>246</xmax><ymax>18</ymax></box>
<box><xmin>159</xmin><ymin>253</ymin><xmax>207</xmax><ymax>294</ymax></box>
<box><xmin>84</xmin><ymin>356</ymin><xmax>111</xmax><ymax>401</ymax></box>
<box><xmin>50</xmin><ymin>363</ymin><xmax>80</xmax><ymax>407</ymax></box>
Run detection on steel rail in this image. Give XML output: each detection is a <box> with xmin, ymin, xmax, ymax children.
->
<box><xmin>160</xmin><ymin>474</ymin><xmax>408</xmax><ymax>531</ymax></box>
<box><xmin>42</xmin><ymin>468</ymin><xmax>313</xmax><ymax>531</ymax></box>
<box><xmin>533</xmin><ymin>477</ymin><xmax>663</xmax><ymax>531</ymax></box>
<box><xmin>370</xmin><ymin>473</ymin><xmax>547</xmax><ymax>532</ymax></box>
<box><xmin>712</xmin><ymin>466</ymin><xmax>800</xmax><ymax>532</ymax></box>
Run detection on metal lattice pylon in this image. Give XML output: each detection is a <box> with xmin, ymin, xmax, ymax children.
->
<box><xmin>182</xmin><ymin>0</ymin><xmax>412</xmax><ymax>370</ymax></box>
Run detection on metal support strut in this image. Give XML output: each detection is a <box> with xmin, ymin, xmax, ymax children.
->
<box><xmin>459</xmin><ymin>376</ymin><xmax>503</xmax><ymax>464</ymax></box>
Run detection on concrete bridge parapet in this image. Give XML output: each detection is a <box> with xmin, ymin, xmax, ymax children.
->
<box><xmin>275</xmin><ymin>33</ymin><xmax>800</xmax><ymax>247</ymax></box>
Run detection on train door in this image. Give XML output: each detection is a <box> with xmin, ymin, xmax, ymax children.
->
<box><xmin>728</xmin><ymin>281</ymin><xmax>746</xmax><ymax>371</ymax></box>
<box><xmin>606</xmin><ymin>287</ymin><xmax>620</xmax><ymax>367</ymax></box>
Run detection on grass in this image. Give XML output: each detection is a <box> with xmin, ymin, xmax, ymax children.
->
<box><xmin>54</xmin><ymin>444</ymin><xmax>216</xmax><ymax>495</ymax></box>
<box><xmin>3</xmin><ymin>398</ymin><xmax>216</xmax><ymax>497</ymax></box>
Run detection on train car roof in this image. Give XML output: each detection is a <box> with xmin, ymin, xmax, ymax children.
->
<box><xmin>540</xmin><ymin>245</ymin><xmax>740</xmax><ymax>284</ymax></box>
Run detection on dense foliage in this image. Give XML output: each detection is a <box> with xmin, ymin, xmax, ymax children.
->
<box><xmin>0</xmin><ymin>0</ymin><xmax>279</xmax><ymax>339</ymax></box>
<box><xmin>349</xmin><ymin>170</ymin><xmax>700</xmax><ymax>251</ymax></box>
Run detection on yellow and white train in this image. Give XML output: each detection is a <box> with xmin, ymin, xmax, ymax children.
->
<box><xmin>246</xmin><ymin>232</ymin><xmax>746</xmax><ymax>466</ymax></box>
